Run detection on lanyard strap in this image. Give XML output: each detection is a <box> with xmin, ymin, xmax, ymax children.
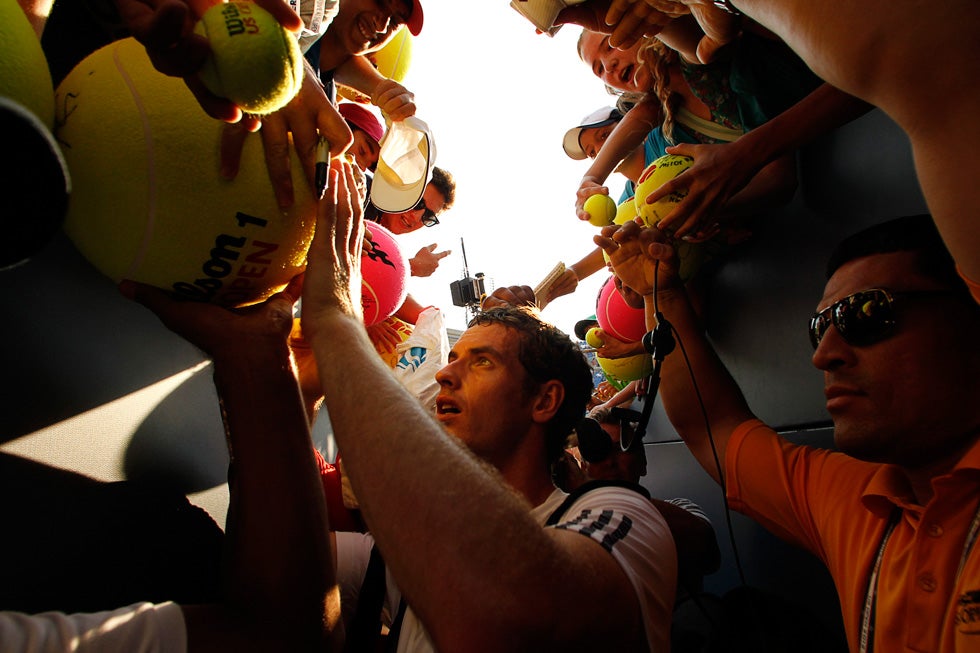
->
<box><xmin>860</xmin><ymin>500</ymin><xmax>980</xmax><ymax>653</ymax></box>
<box><xmin>859</xmin><ymin>510</ymin><xmax>899</xmax><ymax>653</ymax></box>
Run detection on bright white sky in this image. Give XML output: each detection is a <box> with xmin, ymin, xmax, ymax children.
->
<box><xmin>374</xmin><ymin>0</ymin><xmax>623</xmax><ymax>335</ymax></box>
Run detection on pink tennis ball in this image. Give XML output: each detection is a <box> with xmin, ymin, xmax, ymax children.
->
<box><xmin>595</xmin><ymin>275</ymin><xmax>646</xmax><ymax>343</ymax></box>
<box><xmin>360</xmin><ymin>223</ymin><xmax>409</xmax><ymax>326</ymax></box>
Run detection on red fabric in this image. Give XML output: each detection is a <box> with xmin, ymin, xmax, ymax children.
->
<box><xmin>313</xmin><ymin>449</ymin><xmax>364</xmax><ymax>532</ymax></box>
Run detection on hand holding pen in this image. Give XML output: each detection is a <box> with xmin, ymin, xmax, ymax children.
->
<box><xmin>315</xmin><ymin>136</ymin><xmax>329</xmax><ymax>200</ymax></box>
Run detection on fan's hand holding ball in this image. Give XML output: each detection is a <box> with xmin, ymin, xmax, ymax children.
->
<box><xmin>194</xmin><ymin>1</ymin><xmax>304</xmax><ymax>115</ymax></box>
<box><xmin>55</xmin><ymin>38</ymin><xmax>317</xmax><ymax>307</ymax></box>
<box><xmin>633</xmin><ymin>154</ymin><xmax>715</xmax><ymax>282</ymax></box>
<box><xmin>634</xmin><ymin>154</ymin><xmax>694</xmax><ymax>228</ymax></box>
<box><xmin>584</xmin><ymin>194</ymin><xmax>617</xmax><ymax>227</ymax></box>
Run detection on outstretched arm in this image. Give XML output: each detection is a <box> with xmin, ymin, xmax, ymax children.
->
<box><xmin>650</xmin><ymin>83</ymin><xmax>872</xmax><ymax>238</ymax></box>
<box><xmin>334</xmin><ymin>55</ymin><xmax>417</xmax><ymax>122</ymax></box>
<box><xmin>302</xmin><ymin>161</ymin><xmax>661</xmax><ymax>652</ymax></box>
<box><xmin>576</xmin><ymin>96</ymin><xmax>662</xmax><ymax>221</ymax></box>
<box><xmin>596</xmin><ymin>221</ymin><xmax>754</xmax><ymax>484</ymax></box>
<box><xmin>124</xmin><ymin>278</ymin><xmax>338</xmax><ymax>652</ymax></box>
<box><xmin>685</xmin><ymin>0</ymin><xmax>980</xmax><ymax>287</ymax></box>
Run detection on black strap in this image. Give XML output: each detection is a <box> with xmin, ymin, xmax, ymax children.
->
<box><xmin>343</xmin><ymin>544</ymin><xmax>388</xmax><ymax>653</ymax></box>
<box><xmin>386</xmin><ymin>599</ymin><xmax>409</xmax><ymax>652</ymax></box>
<box><xmin>546</xmin><ymin>479</ymin><xmax>651</xmax><ymax>526</ymax></box>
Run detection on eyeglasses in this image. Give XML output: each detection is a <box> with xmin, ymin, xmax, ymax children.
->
<box><xmin>609</xmin><ymin>407</ymin><xmax>643</xmax><ymax>452</ymax></box>
<box><xmin>413</xmin><ymin>197</ymin><xmax>440</xmax><ymax>227</ymax></box>
<box><xmin>808</xmin><ymin>288</ymin><xmax>955</xmax><ymax>350</ymax></box>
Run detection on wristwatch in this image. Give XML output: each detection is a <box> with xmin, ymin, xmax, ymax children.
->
<box><xmin>713</xmin><ymin>0</ymin><xmax>741</xmax><ymax>15</ymax></box>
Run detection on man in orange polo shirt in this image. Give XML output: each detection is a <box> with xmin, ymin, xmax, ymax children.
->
<box><xmin>600</xmin><ymin>213</ymin><xmax>980</xmax><ymax>652</ymax></box>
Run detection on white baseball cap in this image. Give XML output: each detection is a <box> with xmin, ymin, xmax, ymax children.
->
<box><xmin>370</xmin><ymin>116</ymin><xmax>437</xmax><ymax>213</ymax></box>
<box><xmin>509</xmin><ymin>0</ymin><xmax>588</xmax><ymax>36</ymax></box>
<box><xmin>563</xmin><ymin>106</ymin><xmax>624</xmax><ymax>160</ymax></box>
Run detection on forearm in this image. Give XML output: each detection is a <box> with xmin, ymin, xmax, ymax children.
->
<box><xmin>333</xmin><ymin>55</ymin><xmax>384</xmax><ymax>99</ymax></box>
<box><xmin>393</xmin><ymin>293</ymin><xmax>427</xmax><ymax>324</ymax></box>
<box><xmin>584</xmin><ymin>100</ymin><xmax>660</xmax><ymax>185</ymax></box>
<box><xmin>720</xmin><ymin>152</ymin><xmax>797</xmax><ymax>220</ymax></box>
<box><xmin>212</xmin><ymin>347</ymin><xmax>335</xmax><ymax>647</ymax></box>
<box><xmin>747</xmin><ymin>84</ymin><xmax>872</xmax><ymax>163</ymax></box>
<box><xmin>569</xmin><ymin>247</ymin><xmax>606</xmax><ymax>281</ymax></box>
<box><xmin>645</xmin><ymin>287</ymin><xmax>752</xmax><ymax>484</ymax></box>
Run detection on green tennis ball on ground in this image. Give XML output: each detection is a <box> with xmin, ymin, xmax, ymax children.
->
<box><xmin>584</xmin><ymin>193</ymin><xmax>617</xmax><ymax>227</ymax></box>
<box><xmin>194</xmin><ymin>1</ymin><xmax>304</xmax><ymax>114</ymax></box>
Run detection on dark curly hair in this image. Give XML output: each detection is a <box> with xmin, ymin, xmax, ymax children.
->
<box><xmin>468</xmin><ymin>307</ymin><xmax>594</xmax><ymax>465</ymax></box>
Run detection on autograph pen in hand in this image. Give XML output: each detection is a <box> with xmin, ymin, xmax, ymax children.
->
<box><xmin>315</xmin><ymin>136</ymin><xmax>329</xmax><ymax>199</ymax></box>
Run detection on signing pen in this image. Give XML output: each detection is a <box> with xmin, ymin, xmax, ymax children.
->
<box><xmin>315</xmin><ymin>136</ymin><xmax>329</xmax><ymax>199</ymax></box>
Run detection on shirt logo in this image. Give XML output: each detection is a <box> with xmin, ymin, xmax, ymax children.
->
<box><xmin>957</xmin><ymin>590</ymin><xmax>980</xmax><ymax>635</ymax></box>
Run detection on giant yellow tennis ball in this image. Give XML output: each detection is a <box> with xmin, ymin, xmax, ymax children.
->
<box><xmin>634</xmin><ymin>154</ymin><xmax>693</xmax><ymax>228</ymax></box>
<box><xmin>194</xmin><ymin>1</ymin><xmax>303</xmax><ymax>114</ymax></box>
<box><xmin>0</xmin><ymin>0</ymin><xmax>55</xmax><ymax>127</ymax></box>
<box><xmin>601</xmin><ymin>197</ymin><xmax>640</xmax><ymax>266</ymax></box>
<box><xmin>597</xmin><ymin>352</ymin><xmax>652</xmax><ymax>390</ymax></box>
<box><xmin>55</xmin><ymin>38</ymin><xmax>317</xmax><ymax>307</ymax></box>
<box><xmin>371</xmin><ymin>25</ymin><xmax>413</xmax><ymax>82</ymax></box>
<box><xmin>614</xmin><ymin>197</ymin><xmax>637</xmax><ymax>226</ymax></box>
<box><xmin>586</xmin><ymin>326</ymin><xmax>650</xmax><ymax>390</ymax></box>
<box><xmin>584</xmin><ymin>194</ymin><xmax>617</xmax><ymax>227</ymax></box>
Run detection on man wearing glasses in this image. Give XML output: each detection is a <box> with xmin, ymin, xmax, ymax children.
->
<box><xmin>600</xmin><ymin>214</ymin><xmax>980</xmax><ymax>653</ymax></box>
<box><xmin>366</xmin><ymin>166</ymin><xmax>456</xmax><ymax>278</ymax></box>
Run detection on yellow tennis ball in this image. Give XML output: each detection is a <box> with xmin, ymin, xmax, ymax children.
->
<box><xmin>55</xmin><ymin>38</ymin><xmax>316</xmax><ymax>307</ymax></box>
<box><xmin>584</xmin><ymin>194</ymin><xmax>617</xmax><ymax>227</ymax></box>
<box><xmin>634</xmin><ymin>154</ymin><xmax>693</xmax><ymax>228</ymax></box>
<box><xmin>0</xmin><ymin>0</ymin><xmax>55</xmax><ymax>127</ymax></box>
<box><xmin>585</xmin><ymin>326</ymin><xmax>604</xmax><ymax>349</ymax></box>
<box><xmin>194</xmin><ymin>1</ymin><xmax>303</xmax><ymax>114</ymax></box>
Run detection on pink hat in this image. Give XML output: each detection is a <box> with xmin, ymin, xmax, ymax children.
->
<box><xmin>338</xmin><ymin>102</ymin><xmax>385</xmax><ymax>145</ymax></box>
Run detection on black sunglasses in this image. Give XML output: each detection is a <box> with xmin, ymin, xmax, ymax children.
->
<box><xmin>808</xmin><ymin>288</ymin><xmax>954</xmax><ymax>350</ymax></box>
<box><xmin>412</xmin><ymin>197</ymin><xmax>440</xmax><ymax>227</ymax></box>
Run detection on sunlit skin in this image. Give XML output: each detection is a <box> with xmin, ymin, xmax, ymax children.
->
<box><xmin>579</xmin><ymin>31</ymin><xmax>651</xmax><ymax>95</ymax></box>
<box><xmin>433</xmin><ymin>323</ymin><xmax>541</xmax><ymax>469</ymax></box>
<box><xmin>811</xmin><ymin>251</ymin><xmax>980</xmax><ymax>474</ymax></box>
<box><xmin>377</xmin><ymin>183</ymin><xmax>446</xmax><ymax>234</ymax></box>
<box><xmin>580</xmin><ymin>123</ymin><xmax>618</xmax><ymax>160</ymax></box>
<box><xmin>349</xmin><ymin>129</ymin><xmax>381</xmax><ymax>171</ymax></box>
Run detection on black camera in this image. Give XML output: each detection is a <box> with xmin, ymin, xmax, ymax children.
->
<box><xmin>450</xmin><ymin>273</ymin><xmax>486</xmax><ymax>308</ymax></box>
